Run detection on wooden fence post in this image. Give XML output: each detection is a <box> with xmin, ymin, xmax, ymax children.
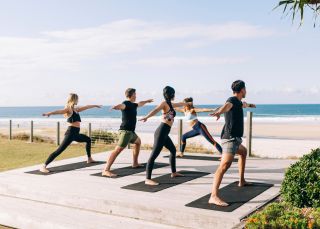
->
<box><xmin>246</xmin><ymin>111</ymin><xmax>253</xmax><ymax>157</ymax></box>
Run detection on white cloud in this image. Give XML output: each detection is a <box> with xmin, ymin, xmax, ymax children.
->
<box><xmin>310</xmin><ymin>86</ymin><xmax>320</xmax><ymax>94</ymax></box>
<box><xmin>129</xmin><ymin>56</ymin><xmax>250</xmax><ymax>67</ymax></box>
<box><xmin>0</xmin><ymin>19</ymin><xmax>275</xmax><ymax>76</ymax></box>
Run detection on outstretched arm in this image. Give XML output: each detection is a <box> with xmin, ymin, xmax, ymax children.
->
<box><xmin>172</xmin><ymin>102</ymin><xmax>191</xmax><ymax>108</ymax></box>
<box><xmin>139</xmin><ymin>102</ymin><xmax>165</xmax><ymax>122</ymax></box>
<box><xmin>242</xmin><ymin>102</ymin><xmax>256</xmax><ymax>108</ymax></box>
<box><xmin>194</xmin><ymin>107</ymin><xmax>219</xmax><ymax>113</ymax></box>
<box><xmin>138</xmin><ymin>99</ymin><xmax>153</xmax><ymax>107</ymax></box>
<box><xmin>175</xmin><ymin>107</ymin><xmax>185</xmax><ymax>113</ymax></box>
<box><xmin>42</xmin><ymin>108</ymin><xmax>70</xmax><ymax>117</ymax></box>
<box><xmin>110</xmin><ymin>104</ymin><xmax>126</xmax><ymax>111</ymax></box>
<box><xmin>76</xmin><ymin>105</ymin><xmax>102</xmax><ymax>112</ymax></box>
<box><xmin>209</xmin><ymin>102</ymin><xmax>233</xmax><ymax>120</ymax></box>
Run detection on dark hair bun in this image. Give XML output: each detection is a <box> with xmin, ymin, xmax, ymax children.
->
<box><xmin>184</xmin><ymin>97</ymin><xmax>193</xmax><ymax>103</ymax></box>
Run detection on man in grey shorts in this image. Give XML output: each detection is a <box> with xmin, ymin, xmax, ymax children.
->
<box><xmin>208</xmin><ymin>80</ymin><xmax>256</xmax><ymax>206</ymax></box>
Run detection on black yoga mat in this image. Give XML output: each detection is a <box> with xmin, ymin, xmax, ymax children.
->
<box><xmin>186</xmin><ymin>182</ymin><xmax>273</xmax><ymax>212</ymax></box>
<box><xmin>164</xmin><ymin>155</ymin><xmax>238</xmax><ymax>162</ymax></box>
<box><xmin>25</xmin><ymin>161</ymin><xmax>105</xmax><ymax>175</ymax></box>
<box><xmin>91</xmin><ymin>163</ymin><xmax>169</xmax><ymax>178</ymax></box>
<box><xmin>122</xmin><ymin>170</ymin><xmax>210</xmax><ymax>193</ymax></box>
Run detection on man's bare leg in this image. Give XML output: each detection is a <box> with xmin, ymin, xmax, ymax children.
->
<box><xmin>237</xmin><ymin>145</ymin><xmax>249</xmax><ymax>187</ymax></box>
<box><xmin>132</xmin><ymin>137</ymin><xmax>142</xmax><ymax>168</ymax></box>
<box><xmin>102</xmin><ymin>146</ymin><xmax>125</xmax><ymax>177</ymax></box>
<box><xmin>209</xmin><ymin>153</ymin><xmax>234</xmax><ymax>206</ymax></box>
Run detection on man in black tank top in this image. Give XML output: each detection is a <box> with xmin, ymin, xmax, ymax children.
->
<box><xmin>120</xmin><ymin>100</ymin><xmax>138</xmax><ymax>132</ymax></box>
<box><xmin>208</xmin><ymin>80</ymin><xmax>256</xmax><ymax>207</ymax></box>
<box><xmin>102</xmin><ymin>88</ymin><xmax>153</xmax><ymax>177</ymax></box>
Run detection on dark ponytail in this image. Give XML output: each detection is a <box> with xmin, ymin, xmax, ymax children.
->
<box><xmin>163</xmin><ymin>86</ymin><xmax>176</xmax><ymax>118</ymax></box>
<box><xmin>166</xmin><ymin>97</ymin><xmax>174</xmax><ymax>111</ymax></box>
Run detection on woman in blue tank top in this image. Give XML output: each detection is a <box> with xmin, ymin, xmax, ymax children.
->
<box><xmin>176</xmin><ymin>97</ymin><xmax>222</xmax><ymax>157</ymax></box>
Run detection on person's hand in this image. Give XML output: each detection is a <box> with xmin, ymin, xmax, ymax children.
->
<box><xmin>250</xmin><ymin>104</ymin><xmax>256</xmax><ymax>108</ymax></box>
<box><xmin>42</xmin><ymin>113</ymin><xmax>50</xmax><ymax>117</ymax></box>
<box><xmin>96</xmin><ymin>105</ymin><xmax>103</xmax><ymax>108</ymax></box>
<box><xmin>110</xmin><ymin>105</ymin><xmax>118</xmax><ymax>111</ymax></box>
<box><xmin>146</xmin><ymin>99</ymin><xmax>154</xmax><ymax>103</ymax></box>
<box><xmin>209</xmin><ymin>112</ymin><xmax>220</xmax><ymax>121</ymax></box>
<box><xmin>139</xmin><ymin>117</ymin><xmax>148</xmax><ymax>122</ymax></box>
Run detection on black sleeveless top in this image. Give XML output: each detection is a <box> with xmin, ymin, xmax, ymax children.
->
<box><xmin>67</xmin><ymin>110</ymin><xmax>81</xmax><ymax>123</ymax></box>
<box><xmin>119</xmin><ymin>101</ymin><xmax>138</xmax><ymax>132</ymax></box>
<box><xmin>221</xmin><ymin>96</ymin><xmax>243</xmax><ymax>139</ymax></box>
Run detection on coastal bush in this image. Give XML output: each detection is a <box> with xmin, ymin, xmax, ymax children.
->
<box><xmin>245</xmin><ymin>202</ymin><xmax>320</xmax><ymax>229</ymax></box>
<box><xmin>281</xmin><ymin>148</ymin><xmax>320</xmax><ymax>208</ymax></box>
<box><xmin>12</xmin><ymin>133</ymin><xmax>53</xmax><ymax>143</ymax></box>
<box><xmin>88</xmin><ymin>130</ymin><xmax>118</xmax><ymax>145</ymax></box>
<box><xmin>13</xmin><ymin>133</ymin><xmax>29</xmax><ymax>141</ymax></box>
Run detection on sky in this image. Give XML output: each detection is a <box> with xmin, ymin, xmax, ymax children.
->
<box><xmin>0</xmin><ymin>0</ymin><xmax>319</xmax><ymax>106</ymax></box>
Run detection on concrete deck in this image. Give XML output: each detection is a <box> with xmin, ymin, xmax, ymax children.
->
<box><xmin>0</xmin><ymin>150</ymin><xmax>296</xmax><ymax>229</ymax></box>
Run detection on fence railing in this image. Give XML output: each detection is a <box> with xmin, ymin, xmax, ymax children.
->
<box><xmin>1</xmin><ymin>111</ymin><xmax>254</xmax><ymax>156</ymax></box>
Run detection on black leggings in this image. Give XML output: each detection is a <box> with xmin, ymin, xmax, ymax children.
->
<box><xmin>45</xmin><ymin>126</ymin><xmax>91</xmax><ymax>166</ymax></box>
<box><xmin>146</xmin><ymin>122</ymin><xmax>176</xmax><ymax>179</ymax></box>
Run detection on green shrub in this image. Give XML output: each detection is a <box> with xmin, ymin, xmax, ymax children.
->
<box><xmin>281</xmin><ymin>148</ymin><xmax>320</xmax><ymax>208</ymax></box>
<box><xmin>13</xmin><ymin>133</ymin><xmax>30</xmax><ymax>141</ymax></box>
<box><xmin>33</xmin><ymin>135</ymin><xmax>54</xmax><ymax>143</ymax></box>
<box><xmin>88</xmin><ymin>130</ymin><xmax>118</xmax><ymax>145</ymax></box>
<box><xmin>310</xmin><ymin>209</ymin><xmax>320</xmax><ymax>228</ymax></box>
<box><xmin>12</xmin><ymin>133</ymin><xmax>53</xmax><ymax>143</ymax></box>
<box><xmin>245</xmin><ymin>202</ymin><xmax>320</xmax><ymax>229</ymax></box>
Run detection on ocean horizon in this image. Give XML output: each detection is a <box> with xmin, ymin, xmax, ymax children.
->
<box><xmin>0</xmin><ymin>104</ymin><xmax>320</xmax><ymax>123</ymax></box>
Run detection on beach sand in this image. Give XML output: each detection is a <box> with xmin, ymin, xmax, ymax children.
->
<box><xmin>1</xmin><ymin>118</ymin><xmax>319</xmax><ymax>159</ymax></box>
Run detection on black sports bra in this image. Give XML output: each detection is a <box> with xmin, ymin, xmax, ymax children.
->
<box><xmin>67</xmin><ymin>110</ymin><xmax>81</xmax><ymax>123</ymax></box>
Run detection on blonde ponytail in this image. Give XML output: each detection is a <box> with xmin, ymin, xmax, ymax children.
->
<box><xmin>64</xmin><ymin>93</ymin><xmax>79</xmax><ymax>117</ymax></box>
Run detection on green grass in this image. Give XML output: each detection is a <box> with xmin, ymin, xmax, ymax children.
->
<box><xmin>0</xmin><ymin>137</ymin><xmax>222</xmax><ymax>173</ymax></box>
<box><xmin>0</xmin><ymin>139</ymin><xmax>113</xmax><ymax>172</ymax></box>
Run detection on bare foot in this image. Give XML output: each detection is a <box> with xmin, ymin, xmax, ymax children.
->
<box><xmin>238</xmin><ymin>180</ymin><xmax>252</xmax><ymax>187</ymax></box>
<box><xmin>40</xmin><ymin>166</ymin><xmax>50</xmax><ymax>174</ymax></box>
<box><xmin>145</xmin><ymin>179</ymin><xmax>159</xmax><ymax>186</ymax></box>
<box><xmin>176</xmin><ymin>153</ymin><xmax>184</xmax><ymax>158</ymax></box>
<box><xmin>208</xmin><ymin>196</ymin><xmax>229</xmax><ymax>207</ymax></box>
<box><xmin>102</xmin><ymin>171</ymin><xmax>117</xmax><ymax>178</ymax></box>
<box><xmin>132</xmin><ymin>164</ymin><xmax>144</xmax><ymax>168</ymax></box>
<box><xmin>87</xmin><ymin>157</ymin><xmax>96</xmax><ymax>164</ymax></box>
<box><xmin>171</xmin><ymin>172</ymin><xmax>184</xmax><ymax>178</ymax></box>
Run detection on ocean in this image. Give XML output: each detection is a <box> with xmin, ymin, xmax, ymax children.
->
<box><xmin>0</xmin><ymin>104</ymin><xmax>320</xmax><ymax>123</ymax></box>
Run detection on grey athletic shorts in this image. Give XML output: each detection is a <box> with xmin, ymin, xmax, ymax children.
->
<box><xmin>221</xmin><ymin>137</ymin><xmax>243</xmax><ymax>155</ymax></box>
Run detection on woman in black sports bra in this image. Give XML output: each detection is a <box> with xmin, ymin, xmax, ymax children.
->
<box><xmin>40</xmin><ymin>93</ymin><xmax>102</xmax><ymax>173</ymax></box>
<box><xmin>140</xmin><ymin>86</ymin><xmax>191</xmax><ymax>186</ymax></box>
